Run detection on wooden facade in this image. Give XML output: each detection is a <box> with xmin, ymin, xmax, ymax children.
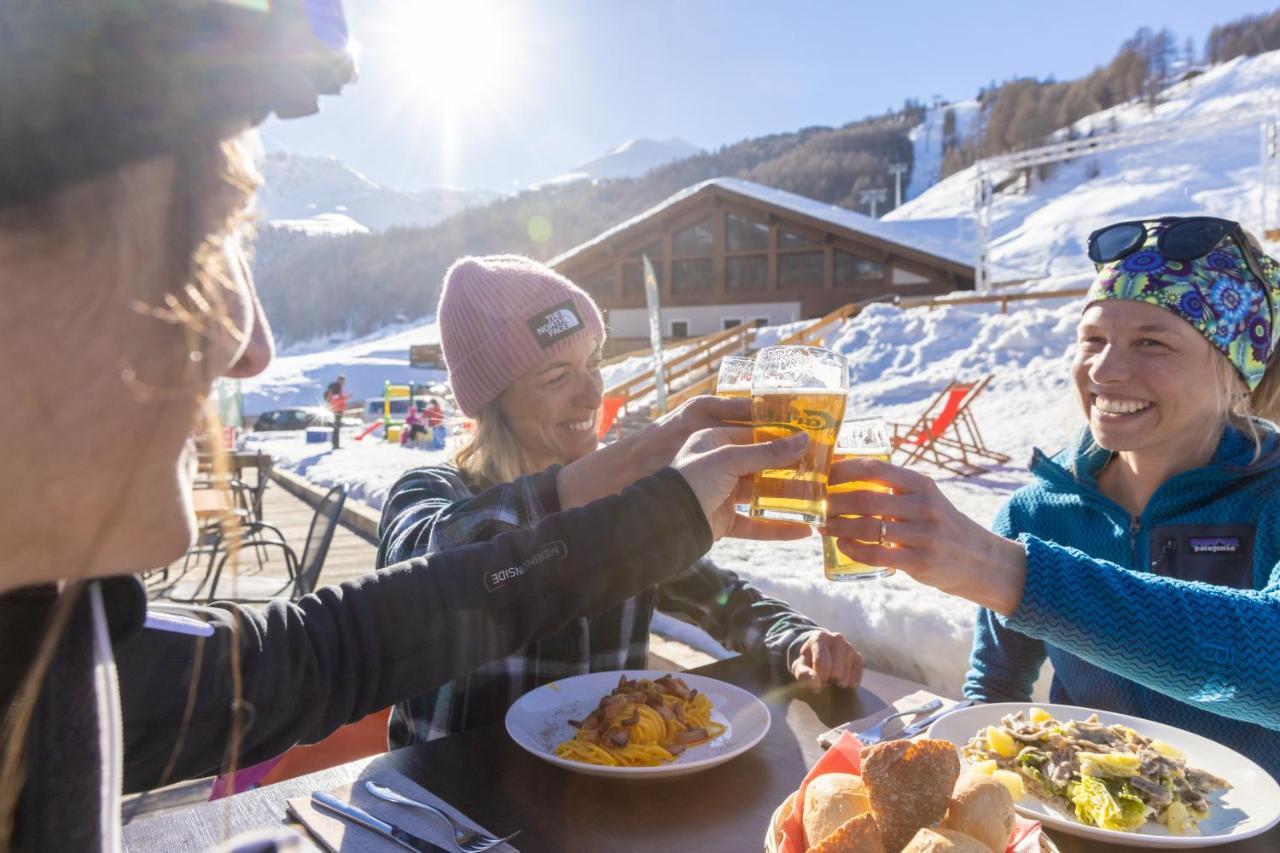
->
<box><xmin>550</xmin><ymin>181</ymin><xmax>974</xmax><ymax>351</ymax></box>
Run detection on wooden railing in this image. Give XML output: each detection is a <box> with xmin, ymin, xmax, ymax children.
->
<box><xmin>603</xmin><ymin>286</ymin><xmax>1088</xmax><ymax>422</ymax></box>
<box><xmin>897</xmin><ymin>287</ymin><xmax>1088</xmax><ymax>314</ymax></box>
<box><xmin>605</xmin><ymin>323</ymin><xmax>756</xmax><ymax>415</ymax></box>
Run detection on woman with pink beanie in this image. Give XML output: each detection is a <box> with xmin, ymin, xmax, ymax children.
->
<box><xmin>377</xmin><ymin>255</ymin><xmax>864</xmax><ymax>747</ymax></box>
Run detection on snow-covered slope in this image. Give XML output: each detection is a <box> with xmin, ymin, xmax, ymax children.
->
<box><xmin>241</xmin><ymin>318</ymin><xmax>445</xmax><ymax>414</ymax></box>
<box><xmin>256</xmin><ymin>152</ymin><xmax>497</xmax><ymax>233</ymax></box>
<box><xmin>904</xmin><ymin>100</ymin><xmax>980</xmax><ymax>202</ymax></box>
<box><xmin>541</xmin><ymin>137</ymin><xmax>702</xmax><ymax>186</ymax></box>
<box><xmin>887</xmin><ymin>52</ymin><xmax>1280</xmax><ymax>282</ymax></box>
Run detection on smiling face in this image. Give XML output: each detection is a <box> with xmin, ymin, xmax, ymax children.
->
<box><xmin>1073</xmin><ymin>300</ymin><xmax>1237</xmax><ymax>467</ymax></box>
<box><xmin>498</xmin><ymin>335</ymin><xmax>604</xmax><ymax>470</ymax></box>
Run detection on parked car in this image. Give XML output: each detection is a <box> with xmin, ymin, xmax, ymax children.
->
<box><xmin>252</xmin><ymin>407</ymin><xmax>332</xmax><ymax>431</ymax></box>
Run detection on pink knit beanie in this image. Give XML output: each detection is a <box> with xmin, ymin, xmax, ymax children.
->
<box><xmin>438</xmin><ymin>255</ymin><xmax>607</xmax><ymax>415</ymax></box>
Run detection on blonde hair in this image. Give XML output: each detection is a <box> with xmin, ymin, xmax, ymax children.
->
<box><xmin>452</xmin><ymin>399</ymin><xmax>536</xmax><ymax>489</ymax></box>
<box><xmin>0</xmin><ymin>133</ymin><xmax>260</xmax><ymax>847</ymax></box>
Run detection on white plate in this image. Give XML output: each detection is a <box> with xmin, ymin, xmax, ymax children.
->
<box><xmin>504</xmin><ymin>670</ymin><xmax>771</xmax><ymax>779</ymax></box>
<box><xmin>927</xmin><ymin>702</ymin><xmax>1280</xmax><ymax>848</ymax></box>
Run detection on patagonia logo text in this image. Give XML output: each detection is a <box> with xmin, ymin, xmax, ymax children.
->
<box><xmin>1190</xmin><ymin>537</ymin><xmax>1240</xmax><ymax>554</ymax></box>
<box><xmin>484</xmin><ymin>540</ymin><xmax>568</xmax><ymax>592</ymax></box>
<box><xmin>528</xmin><ymin>300</ymin><xmax>584</xmax><ymax>348</ymax></box>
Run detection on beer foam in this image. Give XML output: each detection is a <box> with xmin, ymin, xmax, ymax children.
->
<box><xmin>750</xmin><ymin>388</ymin><xmax>847</xmax><ymax>397</ymax></box>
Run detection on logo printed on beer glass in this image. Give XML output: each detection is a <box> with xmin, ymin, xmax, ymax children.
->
<box><xmin>748</xmin><ymin>346</ymin><xmax>849</xmax><ymax>525</ymax></box>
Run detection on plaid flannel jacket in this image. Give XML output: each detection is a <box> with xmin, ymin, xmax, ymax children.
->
<box><xmin>376</xmin><ymin>464</ymin><xmax>820</xmax><ymax>746</ymax></box>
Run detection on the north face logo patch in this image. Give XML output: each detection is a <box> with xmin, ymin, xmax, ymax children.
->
<box><xmin>528</xmin><ymin>300</ymin><xmax>584</xmax><ymax>348</ymax></box>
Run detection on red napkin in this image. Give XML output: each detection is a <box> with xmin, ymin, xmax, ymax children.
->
<box><xmin>777</xmin><ymin>731</ymin><xmax>1044</xmax><ymax>853</ymax></box>
<box><xmin>779</xmin><ymin>730</ymin><xmax>863</xmax><ymax>853</ymax></box>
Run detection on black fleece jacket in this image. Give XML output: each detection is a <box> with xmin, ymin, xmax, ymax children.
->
<box><xmin>1</xmin><ymin>467</ymin><xmax>710</xmax><ymax>849</ymax></box>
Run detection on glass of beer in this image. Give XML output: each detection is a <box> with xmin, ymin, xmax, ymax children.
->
<box><xmin>717</xmin><ymin>355</ymin><xmax>755</xmax><ymax>513</ymax></box>
<box><xmin>823</xmin><ymin>416</ymin><xmax>895</xmax><ymax>581</ymax></box>
<box><xmin>715</xmin><ymin>356</ymin><xmax>754</xmax><ymax>398</ymax></box>
<box><xmin>749</xmin><ymin>346</ymin><xmax>848</xmax><ymax>524</ymax></box>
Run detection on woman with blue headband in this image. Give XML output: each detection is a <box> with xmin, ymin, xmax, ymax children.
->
<box><xmin>823</xmin><ymin>216</ymin><xmax>1280</xmax><ymax>780</ymax></box>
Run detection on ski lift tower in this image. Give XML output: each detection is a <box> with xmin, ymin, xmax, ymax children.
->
<box><xmin>860</xmin><ymin>188</ymin><xmax>888</xmax><ymax>219</ymax></box>
<box><xmin>888</xmin><ymin>163</ymin><xmax>910</xmax><ymax>209</ymax></box>
<box><xmin>972</xmin><ymin>105</ymin><xmax>1280</xmax><ymax>291</ymax></box>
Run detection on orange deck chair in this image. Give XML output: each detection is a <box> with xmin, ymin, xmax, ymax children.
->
<box><xmin>889</xmin><ymin>375</ymin><xmax>1011</xmax><ymax>477</ymax></box>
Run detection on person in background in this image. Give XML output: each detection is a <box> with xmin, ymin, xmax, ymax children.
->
<box><xmin>424</xmin><ymin>397</ymin><xmax>445</xmax><ymax>427</ymax></box>
<box><xmin>323</xmin><ymin>373</ymin><xmax>347</xmax><ymax>449</ymax></box>
<box><xmin>401</xmin><ymin>402</ymin><xmax>427</xmax><ymax>446</ymax></box>
<box><xmin>823</xmin><ymin>217</ymin><xmax>1280</xmax><ymax>779</ymax></box>
<box><xmin>378</xmin><ymin>255</ymin><xmax>863</xmax><ymax>748</ymax></box>
<box><xmin>0</xmin><ymin>2</ymin><xmax>812</xmax><ymax>848</ymax></box>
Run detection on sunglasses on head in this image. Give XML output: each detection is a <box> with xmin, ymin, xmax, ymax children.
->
<box><xmin>1086</xmin><ymin>216</ymin><xmax>1274</xmax><ymax>323</ymax></box>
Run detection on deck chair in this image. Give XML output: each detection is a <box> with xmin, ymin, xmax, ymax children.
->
<box><xmin>597</xmin><ymin>394</ymin><xmax>628</xmax><ymax>440</ymax></box>
<box><xmin>200</xmin><ymin>484</ymin><xmax>348</xmax><ymax>602</ymax></box>
<box><xmin>889</xmin><ymin>376</ymin><xmax>1011</xmax><ymax>477</ymax></box>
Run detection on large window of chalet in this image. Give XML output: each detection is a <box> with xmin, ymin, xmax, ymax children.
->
<box><xmin>778</xmin><ymin>229</ymin><xmax>820</xmax><ymax>251</ymax></box>
<box><xmin>621</xmin><ymin>240</ymin><xmax>664</xmax><ymax>294</ymax></box>
<box><xmin>672</xmin><ymin>258</ymin><xmax>713</xmax><ymax>294</ymax></box>
<box><xmin>778</xmin><ymin>252</ymin><xmax>823</xmax><ymax>289</ymax></box>
<box><xmin>671</xmin><ymin>218</ymin><xmax>714</xmax><ymax>256</ymax></box>
<box><xmin>834</xmin><ymin>251</ymin><xmax>883</xmax><ymax>286</ymax></box>
<box><xmin>726</xmin><ymin>256</ymin><xmax>767</xmax><ymax>291</ymax></box>
<box><xmin>579</xmin><ymin>268</ymin><xmax>616</xmax><ymax>298</ymax></box>
<box><xmin>725</xmin><ymin>213</ymin><xmax>768</xmax><ymax>252</ymax></box>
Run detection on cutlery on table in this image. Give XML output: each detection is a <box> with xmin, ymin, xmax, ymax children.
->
<box><xmin>898</xmin><ymin>699</ymin><xmax>976</xmax><ymax>739</ymax></box>
<box><xmin>365</xmin><ymin>780</ymin><xmax>520</xmax><ymax>853</ymax></box>
<box><xmin>311</xmin><ymin>790</ymin><xmax>450</xmax><ymax>852</ymax></box>
<box><xmin>853</xmin><ymin>698</ymin><xmax>943</xmax><ymax>745</ymax></box>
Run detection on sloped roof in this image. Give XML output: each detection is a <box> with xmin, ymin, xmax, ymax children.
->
<box><xmin>548</xmin><ymin>177</ymin><xmax>974</xmax><ymax>271</ymax></box>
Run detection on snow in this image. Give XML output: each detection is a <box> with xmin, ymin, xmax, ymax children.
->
<box><xmin>904</xmin><ymin>100</ymin><xmax>980</xmax><ymax>202</ymax></box>
<box><xmin>538</xmin><ymin>137</ymin><xmax>703</xmax><ymax>187</ymax></box>
<box><xmin>240</xmin><ymin>318</ymin><xmax>446</xmax><ymax>415</ymax></box>
<box><xmin>885</xmin><ymin>53</ymin><xmax>1280</xmax><ymax>282</ymax></box>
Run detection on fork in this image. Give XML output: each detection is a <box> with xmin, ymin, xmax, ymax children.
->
<box><xmin>853</xmin><ymin>698</ymin><xmax>943</xmax><ymax>745</ymax></box>
<box><xmin>364</xmin><ymin>780</ymin><xmax>520</xmax><ymax>853</ymax></box>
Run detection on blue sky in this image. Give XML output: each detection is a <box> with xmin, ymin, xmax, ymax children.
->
<box><xmin>262</xmin><ymin>0</ymin><xmax>1280</xmax><ymax>193</ymax></box>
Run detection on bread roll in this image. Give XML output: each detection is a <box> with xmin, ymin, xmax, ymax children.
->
<box><xmin>807</xmin><ymin>812</ymin><xmax>884</xmax><ymax>853</ymax></box>
<box><xmin>803</xmin><ymin>773</ymin><xmax>871</xmax><ymax>847</ymax></box>
<box><xmin>942</xmin><ymin>773</ymin><xmax>1015</xmax><ymax>853</ymax></box>
<box><xmin>862</xmin><ymin>739</ymin><xmax>961</xmax><ymax>852</ymax></box>
<box><xmin>901</xmin><ymin>827</ymin><xmax>991</xmax><ymax>852</ymax></box>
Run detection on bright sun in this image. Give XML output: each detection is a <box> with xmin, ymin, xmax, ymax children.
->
<box><xmin>381</xmin><ymin>1</ymin><xmax>520</xmax><ymax>112</ymax></box>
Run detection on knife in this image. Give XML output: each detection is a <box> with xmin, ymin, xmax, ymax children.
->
<box><xmin>311</xmin><ymin>790</ymin><xmax>451</xmax><ymax>852</ymax></box>
<box><xmin>898</xmin><ymin>699</ymin><xmax>977</xmax><ymax>739</ymax></box>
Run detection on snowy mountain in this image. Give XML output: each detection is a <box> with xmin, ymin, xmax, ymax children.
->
<box><xmin>255</xmin><ymin>151</ymin><xmax>498</xmax><ymax>233</ymax></box>
<box><xmin>886</xmin><ymin>52</ymin><xmax>1280</xmax><ymax>283</ymax></box>
<box><xmin>904</xmin><ymin>100</ymin><xmax>980</xmax><ymax>202</ymax></box>
<box><xmin>540</xmin><ymin>137</ymin><xmax>703</xmax><ymax>186</ymax></box>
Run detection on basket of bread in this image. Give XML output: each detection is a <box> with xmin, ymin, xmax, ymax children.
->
<box><xmin>766</xmin><ymin>733</ymin><xmax>1053</xmax><ymax>853</ymax></box>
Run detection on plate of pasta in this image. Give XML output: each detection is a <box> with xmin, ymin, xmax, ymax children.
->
<box><xmin>504</xmin><ymin>670</ymin><xmax>771</xmax><ymax>778</ymax></box>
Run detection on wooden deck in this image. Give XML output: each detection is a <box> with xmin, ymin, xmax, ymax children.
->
<box><xmin>148</xmin><ymin>474</ymin><xmax>709</xmax><ymax>673</ymax></box>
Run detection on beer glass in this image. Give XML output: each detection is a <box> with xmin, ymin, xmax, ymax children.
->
<box><xmin>717</xmin><ymin>355</ymin><xmax>755</xmax><ymax>513</ymax></box>
<box><xmin>822</xmin><ymin>416</ymin><xmax>895</xmax><ymax>581</ymax></box>
<box><xmin>715</xmin><ymin>356</ymin><xmax>754</xmax><ymax>398</ymax></box>
<box><xmin>749</xmin><ymin>346</ymin><xmax>848</xmax><ymax>524</ymax></box>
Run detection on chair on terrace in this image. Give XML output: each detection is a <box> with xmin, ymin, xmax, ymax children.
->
<box><xmin>199</xmin><ymin>484</ymin><xmax>348</xmax><ymax>602</ymax></box>
<box><xmin>890</xmin><ymin>376</ymin><xmax>1010</xmax><ymax>477</ymax></box>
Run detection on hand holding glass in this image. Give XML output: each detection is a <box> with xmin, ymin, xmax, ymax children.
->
<box><xmin>823</xmin><ymin>416</ymin><xmax>895</xmax><ymax>581</ymax></box>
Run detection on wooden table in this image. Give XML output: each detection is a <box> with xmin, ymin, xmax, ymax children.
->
<box><xmin>122</xmin><ymin>656</ymin><xmax>1280</xmax><ymax>852</ymax></box>
<box><xmin>189</xmin><ymin>489</ymin><xmax>235</xmax><ymax>523</ymax></box>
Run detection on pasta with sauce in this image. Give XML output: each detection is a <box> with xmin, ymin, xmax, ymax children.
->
<box><xmin>554</xmin><ymin>674</ymin><xmax>726</xmax><ymax>767</ymax></box>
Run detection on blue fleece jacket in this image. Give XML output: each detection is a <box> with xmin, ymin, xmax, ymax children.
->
<box><xmin>964</xmin><ymin>423</ymin><xmax>1280</xmax><ymax>780</ymax></box>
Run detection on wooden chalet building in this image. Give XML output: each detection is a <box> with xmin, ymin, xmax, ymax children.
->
<box><xmin>549</xmin><ymin>178</ymin><xmax>974</xmax><ymax>353</ymax></box>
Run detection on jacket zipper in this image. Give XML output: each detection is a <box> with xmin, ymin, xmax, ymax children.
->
<box><xmin>1130</xmin><ymin>515</ymin><xmax>1141</xmax><ymax>568</ymax></box>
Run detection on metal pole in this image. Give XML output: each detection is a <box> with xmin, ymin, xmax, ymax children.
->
<box><xmin>642</xmin><ymin>255</ymin><xmax>668</xmax><ymax>415</ymax></box>
<box><xmin>1262</xmin><ymin>119</ymin><xmax>1278</xmax><ymax>237</ymax></box>
<box><xmin>889</xmin><ymin>163</ymin><xmax>909</xmax><ymax>208</ymax></box>
<box><xmin>973</xmin><ymin>168</ymin><xmax>992</xmax><ymax>292</ymax></box>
